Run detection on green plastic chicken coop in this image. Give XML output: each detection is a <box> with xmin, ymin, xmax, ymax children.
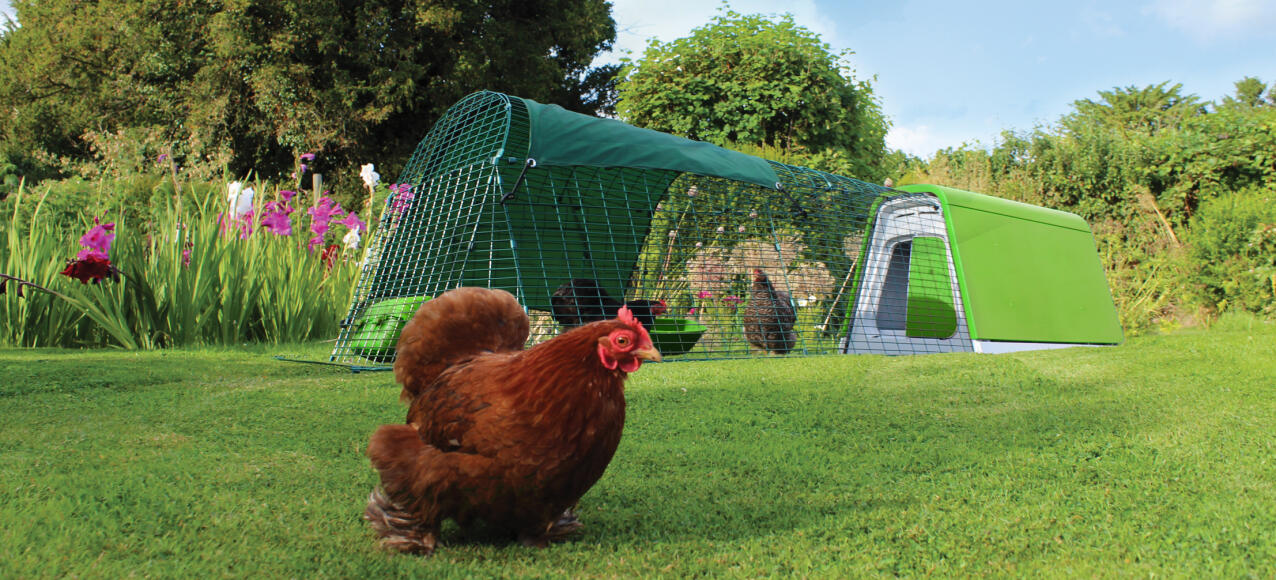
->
<box><xmin>328</xmin><ymin>91</ymin><xmax>1122</xmax><ymax>370</ymax></box>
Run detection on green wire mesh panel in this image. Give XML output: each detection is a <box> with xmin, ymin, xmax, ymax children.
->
<box><xmin>328</xmin><ymin>91</ymin><xmax>975</xmax><ymax>369</ymax></box>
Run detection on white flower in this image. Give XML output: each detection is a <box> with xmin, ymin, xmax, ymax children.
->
<box><xmin>342</xmin><ymin>228</ymin><xmax>361</xmax><ymax>250</ymax></box>
<box><xmin>227</xmin><ymin>181</ymin><xmax>254</xmax><ymax>218</ymax></box>
<box><xmin>715</xmin><ymin>226</ymin><xmax>725</xmax><ymax>234</ymax></box>
<box><xmin>737</xmin><ymin>225</ymin><xmax>746</xmax><ymax>233</ymax></box>
<box><xmin>360</xmin><ymin>163</ymin><xmax>380</xmax><ymax>189</ymax></box>
<box><xmin>797</xmin><ymin>298</ymin><xmax>809</xmax><ymax>307</ymax></box>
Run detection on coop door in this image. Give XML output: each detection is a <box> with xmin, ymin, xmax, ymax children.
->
<box><xmin>872</xmin><ymin>237</ymin><xmax>956</xmax><ymax>338</ymax></box>
<box><xmin>904</xmin><ymin>236</ymin><xmax>957</xmax><ymax>338</ymax></box>
<box><xmin>844</xmin><ymin>193</ymin><xmax>973</xmax><ymax>355</ymax></box>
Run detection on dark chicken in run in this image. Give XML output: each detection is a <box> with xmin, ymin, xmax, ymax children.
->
<box><xmin>550</xmin><ymin>278</ymin><xmax>667</xmax><ymax>330</ymax></box>
<box><xmin>743</xmin><ymin>268</ymin><xmax>798</xmax><ymax>354</ymax></box>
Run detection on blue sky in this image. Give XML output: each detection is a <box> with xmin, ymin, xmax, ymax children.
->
<box><xmin>602</xmin><ymin>0</ymin><xmax>1276</xmax><ymax>157</ymax></box>
<box><xmin>3</xmin><ymin>0</ymin><xmax>1273</xmax><ymax>158</ymax></box>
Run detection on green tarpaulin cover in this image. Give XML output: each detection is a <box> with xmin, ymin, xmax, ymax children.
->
<box><xmin>522</xmin><ymin>98</ymin><xmax>781</xmax><ymax>190</ymax></box>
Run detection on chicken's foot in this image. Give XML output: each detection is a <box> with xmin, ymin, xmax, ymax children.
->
<box><xmin>519</xmin><ymin>507</ymin><xmax>584</xmax><ymax>547</ymax></box>
<box><xmin>364</xmin><ymin>488</ymin><xmax>438</xmax><ymax>555</ymax></box>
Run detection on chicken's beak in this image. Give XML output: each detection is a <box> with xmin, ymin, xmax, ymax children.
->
<box><xmin>634</xmin><ymin>345</ymin><xmax>662</xmax><ymax>363</ymax></box>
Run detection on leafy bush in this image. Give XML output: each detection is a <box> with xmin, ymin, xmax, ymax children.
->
<box><xmin>1185</xmin><ymin>186</ymin><xmax>1276</xmax><ymax>318</ymax></box>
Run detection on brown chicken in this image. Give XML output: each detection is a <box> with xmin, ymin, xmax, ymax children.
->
<box><xmin>364</xmin><ymin>286</ymin><xmax>661</xmax><ymax>555</ymax></box>
<box><xmin>743</xmin><ymin>268</ymin><xmax>798</xmax><ymax>354</ymax></box>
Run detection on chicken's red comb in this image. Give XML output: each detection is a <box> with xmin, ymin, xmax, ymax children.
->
<box><xmin>617</xmin><ymin>305</ymin><xmax>638</xmax><ymax>326</ymax></box>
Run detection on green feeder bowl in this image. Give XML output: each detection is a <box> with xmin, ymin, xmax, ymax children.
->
<box><xmin>647</xmin><ymin>317</ymin><xmax>707</xmax><ymax>356</ymax></box>
<box><xmin>349</xmin><ymin>296</ymin><xmax>431</xmax><ymax>362</ymax></box>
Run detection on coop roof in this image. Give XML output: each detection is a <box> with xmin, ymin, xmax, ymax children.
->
<box><xmin>521</xmin><ymin>97</ymin><xmax>782</xmax><ymax>190</ymax></box>
<box><xmin>899</xmin><ymin>184</ymin><xmax>1124</xmax><ymax>346</ymax></box>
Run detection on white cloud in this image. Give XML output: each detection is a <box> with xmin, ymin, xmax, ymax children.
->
<box><xmin>887</xmin><ymin>123</ymin><xmax>1001</xmax><ymax>159</ymax></box>
<box><xmin>601</xmin><ymin>0</ymin><xmax>835</xmax><ymax>66</ymax></box>
<box><xmin>1144</xmin><ymin>0</ymin><xmax>1276</xmax><ymax>41</ymax></box>
<box><xmin>886</xmin><ymin>125</ymin><xmax>942</xmax><ymax>159</ymax></box>
<box><xmin>0</xmin><ymin>0</ymin><xmax>14</xmax><ymax>24</ymax></box>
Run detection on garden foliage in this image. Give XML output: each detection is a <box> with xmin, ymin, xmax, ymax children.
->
<box><xmin>0</xmin><ymin>0</ymin><xmax>619</xmax><ymax>199</ymax></box>
<box><xmin>0</xmin><ymin>179</ymin><xmax>361</xmax><ymax>348</ymax></box>
<box><xmin>616</xmin><ymin>10</ymin><xmax>891</xmax><ymax>184</ymax></box>
<box><xmin>903</xmin><ymin>79</ymin><xmax>1276</xmax><ymax>332</ymax></box>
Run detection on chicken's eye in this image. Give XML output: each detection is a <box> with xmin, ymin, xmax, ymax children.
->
<box><xmin>615</xmin><ymin>335</ymin><xmax>631</xmax><ymax>347</ymax></box>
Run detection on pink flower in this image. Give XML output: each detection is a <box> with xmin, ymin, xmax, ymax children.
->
<box><xmin>279</xmin><ymin>190</ymin><xmax>297</xmax><ymax>204</ymax></box>
<box><xmin>261</xmin><ymin>210</ymin><xmax>292</xmax><ymax>236</ymax></box>
<box><xmin>79</xmin><ymin>222</ymin><xmax>116</xmax><ymax>254</ymax></box>
<box><xmin>390</xmin><ymin>185</ymin><xmax>414</xmax><ymax>215</ymax></box>
<box><xmin>338</xmin><ymin>212</ymin><xmax>366</xmax><ymax>234</ymax></box>
<box><xmin>696</xmin><ymin>290</ymin><xmax>713</xmax><ymax>299</ymax></box>
<box><xmin>181</xmin><ymin>248</ymin><xmax>191</xmax><ymax>268</ymax></box>
<box><xmin>64</xmin><ymin>221</ymin><xmax>120</xmax><ymax>284</ymax></box>
<box><xmin>309</xmin><ymin>197</ymin><xmax>345</xmax><ymax>226</ymax></box>
<box><xmin>723</xmin><ymin>295</ymin><xmax>743</xmax><ymax>305</ymax></box>
<box><xmin>300</xmin><ymin>153</ymin><xmax>315</xmax><ymax>161</ymax></box>
<box><xmin>236</xmin><ymin>211</ymin><xmax>254</xmax><ymax>239</ymax></box>
<box><xmin>687</xmin><ymin>307</ymin><xmax>698</xmax><ymax>315</ymax></box>
<box><xmin>308</xmin><ymin>196</ymin><xmax>345</xmax><ymax>244</ymax></box>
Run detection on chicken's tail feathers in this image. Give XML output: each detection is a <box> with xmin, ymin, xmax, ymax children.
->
<box><xmin>394</xmin><ymin>287</ymin><xmax>529</xmax><ymax>401</ymax></box>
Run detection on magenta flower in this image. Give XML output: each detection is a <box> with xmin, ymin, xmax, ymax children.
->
<box><xmin>75</xmin><ymin>247</ymin><xmax>108</xmax><ymax>261</ymax></box>
<box><xmin>279</xmin><ymin>190</ymin><xmax>297</xmax><ymax>204</ymax></box>
<box><xmin>723</xmin><ymin>295</ymin><xmax>743</xmax><ymax>305</ymax></box>
<box><xmin>696</xmin><ymin>290</ymin><xmax>713</xmax><ymax>299</ymax></box>
<box><xmin>300</xmin><ymin>153</ymin><xmax>315</xmax><ymax>161</ymax></box>
<box><xmin>390</xmin><ymin>185</ymin><xmax>414</xmax><ymax>216</ymax></box>
<box><xmin>687</xmin><ymin>307</ymin><xmax>698</xmax><ymax>315</ymax></box>
<box><xmin>308</xmin><ymin>234</ymin><xmax>326</xmax><ymax>252</ymax></box>
<box><xmin>338</xmin><ymin>212</ymin><xmax>366</xmax><ymax>234</ymax></box>
<box><xmin>308</xmin><ymin>196</ymin><xmax>345</xmax><ymax>228</ymax></box>
<box><xmin>62</xmin><ymin>221</ymin><xmax>119</xmax><ymax>284</ymax></box>
<box><xmin>79</xmin><ymin>222</ymin><xmax>116</xmax><ymax>255</ymax></box>
<box><xmin>181</xmin><ymin>248</ymin><xmax>191</xmax><ymax>268</ymax></box>
<box><xmin>261</xmin><ymin>210</ymin><xmax>292</xmax><ymax>236</ymax></box>
<box><xmin>236</xmin><ymin>211</ymin><xmax>254</xmax><ymax>239</ymax></box>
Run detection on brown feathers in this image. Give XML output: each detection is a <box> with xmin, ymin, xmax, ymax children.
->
<box><xmin>365</xmin><ymin>287</ymin><xmax>659</xmax><ymax>555</ymax></box>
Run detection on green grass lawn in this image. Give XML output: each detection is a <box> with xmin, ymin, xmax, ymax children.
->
<box><xmin>2</xmin><ymin>319</ymin><xmax>1275</xmax><ymax>578</ymax></box>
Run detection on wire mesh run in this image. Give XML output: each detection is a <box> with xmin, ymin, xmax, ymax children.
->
<box><xmin>329</xmin><ymin>92</ymin><xmax>975</xmax><ymax>370</ymax></box>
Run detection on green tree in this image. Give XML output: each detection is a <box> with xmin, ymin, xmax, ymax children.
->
<box><xmin>0</xmin><ymin>0</ymin><xmax>618</xmax><ymax>184</ymax></box>
<box><xmin>1061</xmin><ymin>81</ymin><xmax>1206</xmax><ymax>136</ymax></box>
<box><xmin>1220</xmin><ymin>76</ymin><xmax>1275</xmax><ymax>109</ymax></box>
<box><xmin>615</xmin><ymin>10</ymin><xmax>888</xmax><ymax>182</ymax></box>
